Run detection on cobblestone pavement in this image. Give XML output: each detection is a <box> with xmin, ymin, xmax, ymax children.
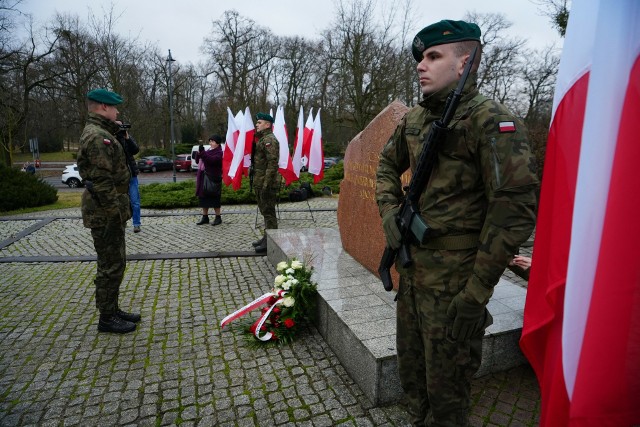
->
<box><xmin>0</xmin><ymin>198</ymin><xmax>540</xmax><ymax>426</ymax></box>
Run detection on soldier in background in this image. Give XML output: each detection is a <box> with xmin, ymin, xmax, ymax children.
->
<box><xmin>376</xmin><ymin>20</ymin><xmax>538</xmax><ymax>426</ymax></box>
<box><xmin>251</xmin><ymin>112</ymin><xmax>280</xmax><ymax>254</ymax></box>
<box><xmin>77</xmin><ymin>88</ymin><xmax>141</xmax><ymax>334</ymax></box>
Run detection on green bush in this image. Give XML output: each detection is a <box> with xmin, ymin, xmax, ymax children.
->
<box><xmin>139</xmin><ymin>147</ymin><xmax>169</xmax><ymax>157</ymax></box>
<box><xmin>0</xmin><ymin>165</ymin><xmax>58</xmax><ymax>211</ymax></box>
<box><xmin>139</xmin><ymin>164</ymin><xmax>344</xmax><ymax>209</ymax></box>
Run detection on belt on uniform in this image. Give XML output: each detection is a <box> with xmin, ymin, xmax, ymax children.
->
<box><xmin>420</xmin><ymin>233</ymin><xmax>479</xmax><ymax>250</ymax></box>
<box><xmin>116</xmin><ymin>184</ymin><xmax>129</xmax><ymax>194</ymax></box>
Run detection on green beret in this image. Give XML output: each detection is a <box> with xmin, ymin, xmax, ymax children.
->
<box><xmin>86</xmin><ymin>88</ymin><xmax>124</xmax><ymax>105</ymax></box>
<box><xmin>255</xmin><ymin>112</ymin><xmax>274</xmax><ymax>123</ymax></box>
<box><xmin>412</xmin><ymin>20</ymin><xmax>481</xmax><ymax>62</ymax></box>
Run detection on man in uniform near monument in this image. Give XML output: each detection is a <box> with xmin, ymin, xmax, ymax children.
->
<box><xmin>251</xmin><ymin>112</ymin><xmax>280</xmax><ymax>254</ymax></box>
<box><xmin>78</xmin><ymin>88</ymin><xmax>141</xmax><ymax>334</ymax></box>
<box><xmin>376</xmin><ymin>20</ymin><xmax>538</xmax><ymax>426</ymax></box>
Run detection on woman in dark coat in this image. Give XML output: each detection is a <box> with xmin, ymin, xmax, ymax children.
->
<box><xmin>194</xmin><ymin>134</ymin><xmax>224</xmax><ymax>225</ymax></box>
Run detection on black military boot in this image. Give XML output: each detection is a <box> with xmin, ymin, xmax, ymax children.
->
<box><xmin>252</xmin><ymin>236</ymin><xmax>265</xmax><ymax>247</ymax></box>
<box><xmin>116</xmin><ymin>309</ymin><xmax>141</xmax><ymax>323</ymax></box>
<box><xmin>98</xmin><ymin>314</ymin><xmax>136</xmax><ymax>334</ymax></box>
<box><xmin>196</xmin><ymin>215</ymin><xmax>209</xmax><ymax>225</ymax></box>
<box><xmin>212</xmin><ymin>215</ymin><xmax>222</xmax><ymax>226</ymax></box>
<box><xmin>254</xmin><ymin>239</ymin><xmax>267</xmax><ymax>254</ymax></box>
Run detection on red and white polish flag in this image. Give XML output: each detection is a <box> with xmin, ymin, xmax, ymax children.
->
<box><xmin>301</xmin><ymin>108</ymin><xmax>314</xmax><ymax>170</ymax></box>
<box><xmin>292</xmin><ymin>106</ymin><xmax>305</xmax><ymax>179</ymax></box>
<box><xmin>228</xmin><ymin>107</ymin><xmax>253</xmax><ymax>190</ymax></box>
<box><xmin>273</xmin><ymin>105</ymin><xmax>298</xmax><ymax>186</ymax></box>
<box><xmin>520</xmin><ymin>1</ymin><xmax>640</xmax><ymax>426</ymax></box>
<box><xmin>222</xmin><ymin>107</ymin><xmax>239</xmax><ymax>186</ymax></box>
<box><xmin>308</xmin><ymin>108</ymin><xmax>324</xmax><ymax>183</ymax></box>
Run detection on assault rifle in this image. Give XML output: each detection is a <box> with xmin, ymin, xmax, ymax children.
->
<box><xmin>378</xmin><ymin>46</ymin><xmax>478</xmax><ymax>292</ymax></box>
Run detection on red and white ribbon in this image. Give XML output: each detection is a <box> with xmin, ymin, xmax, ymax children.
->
<box><xmin>220</xmin><ymin>289</ymin><xmax>288</xmax><ymax>342</ymax></box>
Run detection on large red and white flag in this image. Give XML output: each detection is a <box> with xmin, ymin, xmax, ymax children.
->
<box><xmin>228</xmin><ymin>107</ymin><xmax>253</xmax><ymax>190</ymax></box>
<box><xmin>300</xmin><ymin>108</ymin><xmax>314</xmax><ymax>171</ymax></box>
<box><xmin>308</xmin><ymin>108</ymin><xmax>324</xmax><ymax>183</ymax></box>
<box><xmin>273</xmin><ymin>105</ymin><xmax>298</xmax><ymax>186</ymax></box>
<box><xmin>222</xmin><ymin>107</ymin><xmax>239</xmax><ymax>186</ymax></box>
<box><xmin>292</xmin><ymin>106</ymin><xmax>305</xmax><ymax>179</ymax></box>
<box><xmin>520</xmin><ymin>2</ymin><xmax>640</xmax><ymax>426</ymax></box>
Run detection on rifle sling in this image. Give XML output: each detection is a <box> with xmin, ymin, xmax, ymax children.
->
<box><xmin>420</xmin><ymin>233</ymin><xmax>479</xmax><ymax>250</ymax></box>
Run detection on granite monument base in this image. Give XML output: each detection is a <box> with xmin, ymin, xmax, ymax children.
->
<box><xmin>265</xmin><ymin>228</ymin><xmax>528</xmax><ymax>406</ymax></box>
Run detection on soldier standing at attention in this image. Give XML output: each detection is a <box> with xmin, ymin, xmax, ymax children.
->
<box><xmin>376</xmin><ymin>20</ymin><xmax>538</xmax><ymax>426</ymax></box>
<box><xmin>251</xmin><ymin>112</ymin><xmax>280</xmax><ymax>254</ymax></box>
<box><xmin>77</xmin><ymin>89</ymin><xmax>141</xmax><ymax>334</ymax></box>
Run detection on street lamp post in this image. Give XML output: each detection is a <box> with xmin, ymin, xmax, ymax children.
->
<box><xmin>167</xmin><ymin>49</ymin><xmax>177</xmax><ymax>183</ymax></box>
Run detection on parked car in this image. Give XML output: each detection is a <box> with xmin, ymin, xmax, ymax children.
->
<box><xmin>174</xmin><ymin>154</ymin><xmax>192</xmax><ymax>172</ymax></box>
<box><xmin>137</xmin><ymin>156</ymin><xmax>173</xmax><ymax>172</ymax></box>
<box><xmin>324</xmin><ymin>158</ymin><xmax>337</xmax><ymax>169</ymax></box>
<box><xmin>61</xmin><ymin>164</ymin><xmax>83</xmax><ymax>188</ymax></box>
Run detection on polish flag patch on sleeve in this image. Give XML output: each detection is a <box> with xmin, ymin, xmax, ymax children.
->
<box><xmin>498</xmin><ymin>121</ymin><xmax>516</xmax><ymax>133</ymax></box>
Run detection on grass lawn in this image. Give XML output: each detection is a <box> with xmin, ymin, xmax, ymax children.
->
<box><xmin>13</xmin><ymin>151</ymin><xmax>76</xmax><ymax>163</ymax></box>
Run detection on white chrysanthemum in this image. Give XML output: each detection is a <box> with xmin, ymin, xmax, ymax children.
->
<box><xmin>286</xmin><ymin>268</ymin><xmax>295</xmax><ymax>275</ymax></box>
<box><xmin>276</xmin><ymin>261</ymin><xmax>289</xmax><ymax>272</ymax></box>
<box><xmin>282</xmin><ymin>281</ymin><xmax>291</xmax><ymax>290</ymax></box>
<box><xmin>283</xmin><ymin>296</ymin><xmax>295</xmax><ymax>307</ymax></box>
<box><xmin>291</xmin><ymin>260</ymin><xmax>303</xmax><ymax>270</ymax></box>
<box><xmin>274</xmin><ymin>275</ymin><xmax>286</xmax><ymax>286</ymax></box>
<box><xmin>289</xmin><ymin>278</ymin><xmax>299</xmax><ymax>286</ymax></box>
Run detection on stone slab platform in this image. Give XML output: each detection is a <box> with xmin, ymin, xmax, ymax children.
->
<box><xmin>266</xmin><ymin>228</ymin><xmax>527</xmax><ymax>406</ymax></box>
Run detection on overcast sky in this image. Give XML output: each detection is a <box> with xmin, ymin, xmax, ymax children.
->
<box><xmin>19</xmin><ymin>0</ymin><xmax>563</xmax><ymax>64</ymax></box>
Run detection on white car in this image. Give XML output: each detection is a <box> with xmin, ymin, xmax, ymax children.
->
<box><xmin>61</xmin><ymin>164</ymin><xmax>83</xmax><ymax>188</ymax></box>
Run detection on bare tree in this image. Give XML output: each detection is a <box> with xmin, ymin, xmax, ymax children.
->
<box><xmin>202</xmin><ymin>10</ymin><xmax>279</xmax><ymax>113</ymax></box>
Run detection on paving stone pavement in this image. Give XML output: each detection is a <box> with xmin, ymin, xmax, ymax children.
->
<box><xmin>0</xmin><ymin>198</ymin><xmax>540</xmax><ymax>426</ymax></box>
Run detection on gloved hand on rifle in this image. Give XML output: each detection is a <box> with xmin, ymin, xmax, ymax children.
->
<box><xmin>382</xmin><ymin>207</ymin><xmax>402</xmax><ymax>249</ymax></box>
<box><xmin>198</xmin><ymin>145</ymin><xmax>205</xmax><ymax>152</ymax></box>
<box><xmin>446</xmin><ymin>290</ymin><xmax>488</xmax><ymax>342</ymax></box>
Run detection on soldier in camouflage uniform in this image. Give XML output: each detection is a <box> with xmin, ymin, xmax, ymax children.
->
<box><xmin>77</xmin><ymin>89</ymin><xmax>141</xmax><ymax>334</ymax></box>
<box><xmin>251</xmin><ymin>112</ymin><xmax>281</xmax><ymax>254</ymax></box>
<box><xmin>375</xmin><ymin>21</ymin><xmax>538</xmax><ymax>426</ymax></box>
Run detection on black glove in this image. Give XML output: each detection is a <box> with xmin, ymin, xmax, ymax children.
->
<box><xmin>381</xmin><ymin>207</ymin><xmax>401</xmax><ymax>249</ymax></box>
<box><xmin>446</xmin><ymin>291</ymin><xmax>487</xmax><ymax>342</ymax></box>
<box><xmin>198</xmin><ymin>145</ymin><xmax>205</xmax><ymax>152</ymax></box>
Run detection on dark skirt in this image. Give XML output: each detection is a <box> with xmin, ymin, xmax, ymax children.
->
<box><xmin>199</xmin><ymin>195</ymin><xmax>220</xmax><ymax>209</ymax></box>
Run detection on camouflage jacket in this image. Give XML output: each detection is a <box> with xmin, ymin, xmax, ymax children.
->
<box><xmin>376</xmin><ymin>76</ymin><xmax>538</xmax><ymax>304</ymax></box>
<box><xmin>253</xmin><ymin>129</ymin><xmax>280</xmax><ymax>192</ymax></box>
<box><xmin>77</xmin><ymin>112</ymin><xmax>132</xmax><ymax>228</ymax></box>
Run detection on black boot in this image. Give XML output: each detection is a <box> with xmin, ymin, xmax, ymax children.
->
<box><xmin>212</xmin><ymin>215</ymin><xmax>222</xmax><ymax>226</ymax></box>
<box><xmin>196</xmin><ymin>215</ymin><xmax>209</xmax><ymax>225</ymax></box>
<box><xmin>255</xmin><ymin>239</ymin><xmax>267</xmax><ymax>254</ymax></box>
<box><xmin>116</xmin><ymin>309</ymin><xmax>141</xmax><ymax>323</ymax></box>
<box><xmin>98</xmin><ymin>314</ymin><xmax>136</xmax><ymax>334</ymax></box>
<box><xmin>252</xmin><ymin>236</ymin><xmax>265</xmax><ymax>247</ymax></box>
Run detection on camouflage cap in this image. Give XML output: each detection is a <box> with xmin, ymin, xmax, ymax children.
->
<box><xmin>412</xmin><ymin>20</ymin><xmax>481</xmax><ymax>62</ymax></box>
<box><xmin>86</xmin><ymin>88</ymin><xmax>124</xmax><ymax>105</ymax></box>
<box><xmin>255</xmin><ymin>112</ymin><xmax>274</xmax><ymax>123</ymax></box>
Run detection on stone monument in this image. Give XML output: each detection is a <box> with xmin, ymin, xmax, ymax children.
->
<box><xmin>337</xmin><ymin>100</ymin><xmax>410</xmax><ymax>289</ymax></box>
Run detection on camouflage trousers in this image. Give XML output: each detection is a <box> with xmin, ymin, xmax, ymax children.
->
<box><xmin>256</xmin><ymin>189</ymin><xmax>278</xmax><ymax>231</ymax></box>
<box><xmin>90</xmin><ymin>219</ymin><xmax>127</xmax><ymax>315</ymax></box>
<box><xmin>396</xmin><ymin>247</ymin><xmax>485</xmax><ymax>427</ymax></box>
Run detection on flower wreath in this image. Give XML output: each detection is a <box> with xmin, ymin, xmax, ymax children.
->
<box><xmin>220</xmin><ymin>258</ymin><xmax>318</xmax><ymax>344</ymax></box>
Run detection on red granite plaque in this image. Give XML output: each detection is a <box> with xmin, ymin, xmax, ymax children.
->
<box><xmin>337</xmin><ymin>101</ymin><xmax>410</xmax><ymax>290</ymax></box>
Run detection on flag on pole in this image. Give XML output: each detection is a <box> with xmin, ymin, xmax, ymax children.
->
<box><xmin>300</xmin><ymin>108</ymin><xmax>314</xmax><ymax>171</ymax></box>
<box><xmin>308</xmin><ymin>108</ymin><xmax>324</xmax><ymax>183</ymax></box>
<box><xmin>222</xmin><ymin>107</ymin><xmax>239</xmax><ymax>186</ymax></box>
<box><xmin>292</xmin><ymin>106</ymin><xmax>305</xmax><ymax>179</ymax></box>
<box><xmin>228</xmin><ymin>107</ymin><xmax>253</xmax><ymax>190</ymax></box>
<box><xmin>242</xmin><ymin>111</ymin><xmax>255</xmax><ymax>177</ymax></box>
<box><xmin>273</xmin><ymin>105</ymin><xmax>298</xmax><ymax>186</ymax></box>
<box><xmin>520</xmin><ymin>2</ymin><xmax>640</xmax><ymax>426</ymax></box>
